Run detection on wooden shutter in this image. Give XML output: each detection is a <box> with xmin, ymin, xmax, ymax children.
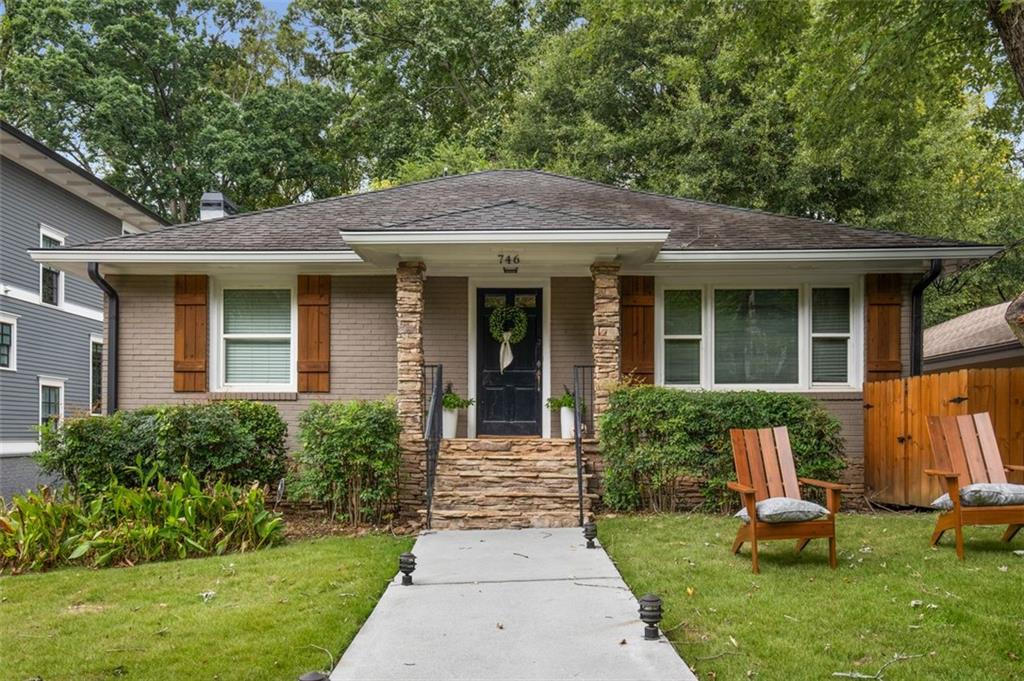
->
<box><xmin>865</xmin><ymin>274</ymin><xmax>903</xmax><ymax>382</ymax></box>
<box><xmin>621</xmin><ymin>275</ymin><xmax>654</xmax><ymax>384</ymax></box>
<box><xmin>298</xmin><ymin>275</ymin><xmax>331</xmax><ymax>392</ymax></box>
<box><xmin>174</xmin><ymin>275</ymin><xmax>208</xmax><ymax>392</ymax></box>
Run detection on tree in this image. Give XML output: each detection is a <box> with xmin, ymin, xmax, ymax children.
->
<box><xmin>0</xmin><ymin>0</ymin><xmax>359</xmax><ymax>222</ymax></box>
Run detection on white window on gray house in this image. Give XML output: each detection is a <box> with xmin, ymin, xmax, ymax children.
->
<box><xmin>715</xmin><ymin>289</ymin><xmax>799</xmax><ymax>385</ymax></box>
<box><xmin>39</xmin><ymin>379</ymin><xmax>64</xmax><ymax>426</ymax></box>
<box><xmin>659</xmin><ymin>282</ymin><xmax>860</xmax><ymax>390</ymax></box>
<box><xmin>663</xmin><ymin>289</ymin><xmax>702</xmax><ymax>385</ymax></box>
<box><xmin>811</xmin><ymin>288</ymin><xmax>851</xmax><ymax>384</ymax></box>
<box><xmin>39</xmin><ymin>226</ymin><xmax>65</xmax><ymax>307</ymax></box>
<box><xmin>222</xmin><ymin>289</ymin><xmax>292</xmax><ymax>386</ymax></box>
<box><xmin>0</xmin><ymin>316</ymin><xmax>15</xmax><ymax>371</ymax></box>
<box><xmin>90</xmin><ymin>337</ymin><xmax>104</xmax><ymax>414</ymax></box>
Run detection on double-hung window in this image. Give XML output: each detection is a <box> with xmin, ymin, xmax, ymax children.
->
<box><xmin>90</xmin><ymin>335</ymin><xmax>104</xmax><ymax>414</ymax></box>
<box><xmin>0</xmin><ymin>314</ymin><xmax>16</xmax><ymax>371</ymax></box>
<box><xmin>217</xmin><ymin>284</ymin><xmax>295</xmax><ymax>390</ymax></box>
<box><xmin>659</xmin><ymin>281</ymin><xmax>860</xmax><ymax>390</ymax></box>
<box><xmin>39</xmin><ymin>377</ymin><xmax>64</xmax><ymax>427</ymax></box>
<box><xmin>39</xmin><ymin>226</ymin><xmax>65</xmax><ymax>307</ymax></box>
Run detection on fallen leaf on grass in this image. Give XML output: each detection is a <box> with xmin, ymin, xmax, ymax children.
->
<box><xmin>729</xmin><ymin>635</ymin><xmax>739</xmax><ymax>648</ymax></box>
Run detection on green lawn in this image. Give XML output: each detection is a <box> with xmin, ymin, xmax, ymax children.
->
<box><xmin>600</xmin><ymin>513</ymin><xmax>1024</xmax><ymax>681</ymax></box>
<box><xmin>0</xmin><ymin>534</ymin><xmax>412</xmax><ymax>681</ymax></box>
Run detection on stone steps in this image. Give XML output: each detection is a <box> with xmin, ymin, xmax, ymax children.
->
<box><xmin>426</xmin><ymin>438</ymin><xmax>591</xmax><ymax>530</ymax></box>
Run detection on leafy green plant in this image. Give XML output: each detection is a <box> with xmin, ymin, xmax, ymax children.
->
<box><xmin>35</xmin><ymin>401</ymin><xmax>287</xmax><ymax>495</ymax></box>
<box><xmin>441</xmin><ymin>383</ymin><xmax>474</xmax><ymax>410</ymax></box>
<box><xmin>290</xmin><ymin>399</ymin><xmax>401</xmax><ymax>526</ymax></box>
<box><xmin>546</xmin><ymin>387</ymin><xmax>576</xmax><ymax>410</ymax></box>
<box><xmin>599</xmin><ymin>386</ymin><xmax>845</xmax><ymax>512</ymax></box>
<box><xmin>0</xmin><ymin>468</ymin><xmax>283</xmax><ymax>574</ymax></box>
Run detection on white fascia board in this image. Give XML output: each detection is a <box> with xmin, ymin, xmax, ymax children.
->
<box><xmin>655</xmin><ymin>246</ymin><xmax>1002</xmax><ymax>262</ymax></box>
<box><xmin>28</xmin><ymin>250</ymin><xmax>365</xmax><ymax>264</ymax></box>
<box><xmin>339</xmin><ymin>229</ymin><xmax>672</xmax><ymax>245</ymax></box>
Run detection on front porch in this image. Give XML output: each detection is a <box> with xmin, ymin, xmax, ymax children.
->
<box><xmin>391</xmin><ymin>259</ymin><xmax>626</xmax><ymax>528</ymax></box>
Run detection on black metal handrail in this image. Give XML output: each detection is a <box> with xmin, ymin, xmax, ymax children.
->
<box><xmin>423</xmin><ymin>364</ymin><xmax>444</xmax><ymax>529</ymax></box>
<box><xmin>572</xmin><ymin>364</ymin><xmax>595</xmax><ymax>526</ymax></box>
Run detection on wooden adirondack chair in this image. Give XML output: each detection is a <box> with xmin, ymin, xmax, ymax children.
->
<box><xmin>925</xmin><ymin>412</ymin><xmax>1024</xmax><ymax>560</ymax></box>
<box><xmin>728</xmin><ymin>427</ymin><xmax>846</xmax><ymax>573</ymax></box>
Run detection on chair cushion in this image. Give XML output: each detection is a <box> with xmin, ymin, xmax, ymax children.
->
<box><xmin>931</xmin><ymin>483</ymin><xmax>1024</xmax><ymax>511</ymax></box>
<box><xmin>735</xmin><ymin>497</ymin><xmax>829</xmax><ymax>524</ymax></box>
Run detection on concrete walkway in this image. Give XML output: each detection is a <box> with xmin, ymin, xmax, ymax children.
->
<box><xmin>330</xmin><ymin>528</ymin><xmax>696</xmax><ymax>681</ymax></box>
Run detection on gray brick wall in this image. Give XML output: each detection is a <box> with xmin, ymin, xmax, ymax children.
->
<box><xmin>108</xmin><ymin>274</ymin><xmax>397</xmax><ymax>451</ymax></box>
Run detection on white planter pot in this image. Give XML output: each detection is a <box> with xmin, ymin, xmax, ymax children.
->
<box><xmin>560</xmin><ymin>406</ymin><xmax>576</xmax><ymax>439</ymax></box>
<box><xmin>442</xmin><ymin>408</ymin><xmax>458</xmax><ymax>439</ymax></box>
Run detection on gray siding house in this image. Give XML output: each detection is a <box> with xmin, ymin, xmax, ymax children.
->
<box><xmin>0</xmin><ymin>121</ymin><xmax>164</xmax><ymax>499</ymax></box>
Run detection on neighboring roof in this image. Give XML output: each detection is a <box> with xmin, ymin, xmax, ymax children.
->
<box><xmin>57</xmin><ymin>170</ymin><xmax>993</xmax><ymax>254</ymax></box>
<box><xmin>924</xmin><ymin>302</ymin><xmax>1023</xmax><ymax>360</ymax></box>
<box><xmin>0</xmin><ymin>121</ymin><xmax>167</xmax><ymax>230</ymax></box>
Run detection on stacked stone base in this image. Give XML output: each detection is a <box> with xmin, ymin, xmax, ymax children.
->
<box><xmin>424</xmin><ymin>438</ymin><xmax>594</xmax><ymax>530</ymax></box>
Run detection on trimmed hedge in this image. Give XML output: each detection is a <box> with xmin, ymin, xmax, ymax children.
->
<box><xmin>599</xmin><ymin>386</ymin><xmax>846</xmax><ymax>512</ymax></box>
<box><xmin>36</xmin><ymin>401</ymin><xmax>287</xmax><ymax>495</ymax></box>
<box><xmin>290</xmin><ymin>399</ymin><xmax>401</xmax><ymax>526</ymax></box>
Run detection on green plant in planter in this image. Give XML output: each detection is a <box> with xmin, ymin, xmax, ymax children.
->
<box><xmin>546</xmin><ymin>388</ymin><xmax>577</xmax><ymax>410</ymax></box>
<box><xmin>441</xmin><ymin>383</ymin><xmax>474</xmax><ymax>410</ymax></box>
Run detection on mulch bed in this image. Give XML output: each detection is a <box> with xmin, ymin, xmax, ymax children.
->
<box><xmin>274</xmin><ymin>502</ymin><xmax>421</xmax><ymax>541</ymax></box>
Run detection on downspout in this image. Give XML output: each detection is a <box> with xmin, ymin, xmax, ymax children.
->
<box><xmin>910</xmin><ymin>258</ymin><xmax>942</xmax><ymax>376</ymax></box>
<box><xmin>88</xmin><ymin>263</ymin><xmax>118</xmax><ymax>413</ymax></box>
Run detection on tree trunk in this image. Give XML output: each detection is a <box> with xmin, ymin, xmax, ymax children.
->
<box><xmin>987</xmin><ymin>1</ymin><xmax>1024</xmax><ymax>344</ymax></box>
<box><xmin>988</xmin><ymin>0</ymin><xmax>1024</xmax><ymax>98</ymax></box>
<box><xmin>1006</xmin><ymin>294</ymin><xmax>1024</xmax><ymax>345</ymax></box>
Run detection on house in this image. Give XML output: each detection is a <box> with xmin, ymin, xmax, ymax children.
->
<box><xmin>924</xmin><ymin>301</ymin><xmax>1024</xmax><ymax>372</ymax></box>
<box><xmin>29</xmin><ymin>170</ymin><xmax>999</xmax><ymax>526</ymax></box>
<box><xmin>0</xmin><ymin>122</ymin><xmax>166</xmax><ymax>499</ymax></box>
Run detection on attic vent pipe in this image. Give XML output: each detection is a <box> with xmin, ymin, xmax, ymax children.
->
<box><xmin>199</xmin><ymin>191</ymin><xmax>237</xmax><ymax>221</ymax></box>
<box><xmin>910</xmin><ymin>258</ymin><xmax>942</xmax><ymax>376</ymax></box>
<box><xmin>88</xmin><ymin>263</ymin><xmax>118</xmax><ymax>413</ymax></box>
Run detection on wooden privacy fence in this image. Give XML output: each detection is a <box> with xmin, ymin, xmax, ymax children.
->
<box><xmin>864</xmin><ymin>368</ymin><xmax>1024</xmax><ymax>507</ymax></box>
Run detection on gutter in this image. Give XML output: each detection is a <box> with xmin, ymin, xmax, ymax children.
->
<box><xmin>88</xmin><ymin>263</ymin><xmax>118</xmax><ymax>413</ymax></box>
<box><xmin>910</xmin><ymin>258</ymin><xmax>943</xmax><ymax>376</ymax></box>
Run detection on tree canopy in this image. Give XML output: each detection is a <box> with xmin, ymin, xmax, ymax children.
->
<box><xmin>2</xmin><ymin>0</ymin><xmax>1023</xmax><ymax>322</ymax></box>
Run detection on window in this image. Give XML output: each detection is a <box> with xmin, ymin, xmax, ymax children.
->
<box><xmin>39</xmin><ymin>378</ymin><xmax>64</xmax><ymax>427</ymax></box>
<box><xmin>90</xmin><ymin>336</ymin><xmax>104</xmax><ymax>414</ymax></box>
<box><xmin>663</xmin><ymin>289</ymin><xmax>702</xmax><ymax>385</ymax></box>
<box><xmin>39</xmin><ymin>226</ymin><xmax>65</xmax><ymax>307</ymax></box>
<box><xmin>715</xmin><ymin>289</ymin><xmax>799</xmax><ymax>385</ymax></box>
<box><xmin>658</xmin><ymin>281</ymin><xmax>861</xmax><ymax>390</ymax></box>
<box><xmin>219</xmin><ymin>287</ymin><xmax>294</xmax><ymax>388</ymax></box>
<box><xmin>811</xmin><ymin>288</ymin><xmax>851</xmax><ymax>384</ymax></box>
<box><xmin>0</xmin><ymin>315</ymin><xmax>16</xmax><ymax>371</ymax></box>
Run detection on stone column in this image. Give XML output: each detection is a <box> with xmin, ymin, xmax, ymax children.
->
<box><xmin>396</xmin><ymin>261</ymin><xmax>426</xmax><ymax>521</ymax></box>
<box><xmin>591</xmin><ymin>261</ymin><xmax>621</xmax><ymax>432</ymax></box>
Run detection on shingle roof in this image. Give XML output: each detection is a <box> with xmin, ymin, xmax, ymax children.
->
<box><xmin>66</xmin><ymin>169</ymin><xmax>982</xmax><ymax>252</ymax></box>
<box><xmin>924</xmin><ymin>302</ymin><xmax>1022</xmax><ymax>359</ymax></box>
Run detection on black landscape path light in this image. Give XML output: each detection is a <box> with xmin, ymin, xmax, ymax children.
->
<box><xmin>638</xmin><ymin>593</ymin><xmax>663</xmax><ymax>640</ymax></box>
<box><xmin>399</xmin><ymin>552</ymin><xmax>417</xmax><ymax>585</ymax></box>
<box><xmin>583</xmin><ymin>520</ymin><xmax>598</xmax><ymax>549</ymax></box>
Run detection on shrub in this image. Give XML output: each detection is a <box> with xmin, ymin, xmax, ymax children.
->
<box><xmin>0</xmin><ymin>468</ymin><xmax>283</xmax><ymax>574</ymax></box>
<box><xmin>599</xmin><ymin>386</ymin><xmax>846</xmax><ymax>512</ymax></box>
<box><xmin>291</xmin><ymin>399</ymin><xmax>401</xmax><ymax>525</ymax></box>
<box><xmin>36</xmin><ymin>401</ymin><xmax>287</xmax><ymax>495</ymax></box>
<box><xmin>441</xmin><ymin>383</ymin><xmax>473</xmax><ymax>410</ymax></box>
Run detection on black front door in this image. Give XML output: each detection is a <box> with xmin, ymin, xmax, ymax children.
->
<box><xmin>477</xmin><ymin>289</ymin><xmax>542</xmax><ymax>436</ymax></box>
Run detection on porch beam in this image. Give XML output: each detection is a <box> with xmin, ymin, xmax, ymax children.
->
<box><xmin>591</xmin><ymin>261</ymin><xmax>622</xmax><ymax>432</ymax></box>
<box><xmin>396</xmin><ymin>261</ymin><xmax>426</xmax><ymax>436</ymax></box>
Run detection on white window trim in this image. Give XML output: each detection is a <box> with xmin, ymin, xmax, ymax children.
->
<box><xmin>90</xmin><ymin>333</ymin><xmax>104</xmax><ymax>415</ymax></box>
<box><xmin>38</xmin><ymin>375</ymin><xmax>66</xmax><ymax>427</ymax></box>
<box><xmin>809</xmin><ymin>288</ymin><xmax>855</xmax><ymax>388</ymax></box>
<box><xmin>208</xmin><ymin>276</ymin><xmax>298</xmax><ymax>393</ymax></box>
<box><xmin>661</xmin><ymin>289</ymin><xmax>703</xmax><ymax>386</ymax></box>
<box><xmin>655</xmin><ymin>276</ymin><xmax>864</xmax><ymax>392</ymax></box>
<box><xmin>39</xmin><ymin>224</ymin><xmax>66</xmax><ymax>308</ymax></box>
<box><xmin>0</xmin><ymin>312</ymin><xmax>18</xmax><ymax>371</ymax></box>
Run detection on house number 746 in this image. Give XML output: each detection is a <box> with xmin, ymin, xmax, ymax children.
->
<box><xmin>497</xmin><ymin>254</ymin><xmax>520</xmax><ymax>265</ymax></box>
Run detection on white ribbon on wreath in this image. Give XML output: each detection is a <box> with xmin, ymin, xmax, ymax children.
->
<box><xmin>499</xmin><ymin>331</ymin><xmax>514</xmax><ymax>374</ymax></box>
